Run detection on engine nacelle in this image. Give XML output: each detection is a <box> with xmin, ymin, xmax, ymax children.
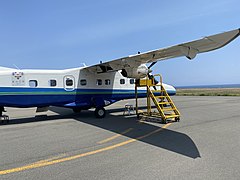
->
<box><xmin>121</xmin><ymin>64</ymin><xmax>150</xmax><ymax>78</ymax></box>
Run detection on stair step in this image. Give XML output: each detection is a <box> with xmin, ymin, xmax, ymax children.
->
<box><xmin>155</xmin><ymin>96</ymin><xmax>166</xmax><ymax>99</ymax></box>
<box><xmin>162</xmin><ymin>108</ymin><xmax>175</xmax><ymax>111</ymax></box>
<box><xmin>151</xmin><ymin>90</ymin><xmax>165</xmax><ymax>93</ymax></box>
<box><xmin>158</xmin><ymin>101</ymin><xmax>172</xmax><ymax>105</ymax></box>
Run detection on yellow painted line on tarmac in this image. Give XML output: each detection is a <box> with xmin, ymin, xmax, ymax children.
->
<box><xmin>97</xmin><ymin>128</ymin><xmax>133</xmax><ymax>144</ymax></box>
<box><xmin>0</xmin><ymin>123</ymin><xmax>172</xmax><ymax>175</ymax></box>
<box><xmin>31</xmin><ymin>153</ymin><xmax>67</xmax><ymax>165</ymax></box>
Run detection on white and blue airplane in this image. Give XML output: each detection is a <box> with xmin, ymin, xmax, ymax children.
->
<box><xmin>0</xmin><ymin>29</ymin><xmax>239</xmax><ymax>118</ymax></box>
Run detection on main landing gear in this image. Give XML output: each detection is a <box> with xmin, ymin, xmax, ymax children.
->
<box><xmin>72</xmin><ymin>107</ymin><xmax>82</xmax><ymax>113</ymax></box>
<box><xmin>94</xmin><ymin>107</ymin><xmax>106</xmax><ymax>118</ymax></box>
<box><xmin>72</xmin><ymin>107</ymin><xmax>106</xmax><ymax>118</ymax></box>
<box><xmin>0</xmin><ymin>106</ymin><xmax>9</xmax><ymax>124</ymax></box>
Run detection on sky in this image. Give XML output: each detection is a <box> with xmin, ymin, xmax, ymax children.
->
<box><xmin>0</xmin><ymin>0</ymin><xmax>239</xmax><ymax>86</ymax></box>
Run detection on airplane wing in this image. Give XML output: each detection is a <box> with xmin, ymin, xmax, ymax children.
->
<box><xmin>83</xmin><ymin>29</ymin><xmax>240</xmax><ymax>74</ymax></box>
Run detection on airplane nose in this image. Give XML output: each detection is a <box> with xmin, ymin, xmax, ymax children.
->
<box><xmin>171</xmin><ymin>85</ymin><xmax>177</xmax><ymax>95</ymax></box>
<box><xmin>168</xmin><ymin>85</ymin><xmax>176</xmax><ymax>95</ymax></box>
<box><xmin>164</xmin><ymin>84</ymin><xmax>176</xmax><ymax>95</ymax></box>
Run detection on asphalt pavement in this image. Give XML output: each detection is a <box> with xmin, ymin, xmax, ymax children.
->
<box><xmin>0</xmin><ymin>96</ymin><xmax>240</xmax><ymax>180</ymax></box>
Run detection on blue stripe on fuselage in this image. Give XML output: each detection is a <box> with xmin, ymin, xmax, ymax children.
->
<box><xmin>0</xmin><ymin>87</ymin><xmax>176</xmax><ymax>108</ymax></box>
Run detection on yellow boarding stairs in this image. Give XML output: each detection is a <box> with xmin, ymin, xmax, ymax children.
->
<box><xmin>135</xmin><ymin>74</ymin><xmax>180</xmax><ymax>123</ymax></box>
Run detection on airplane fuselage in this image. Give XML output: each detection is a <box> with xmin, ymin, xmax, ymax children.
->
<box><xmin>0</xmin><ymin>67</ymin><xmax>176</xmax><ymax>110</ymax></box>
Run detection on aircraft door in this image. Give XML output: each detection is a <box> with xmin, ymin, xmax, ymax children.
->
<box><xmin>64</xmin><ymin>75</ymin><xmax>75</xmax><ymax>91</ymax></box>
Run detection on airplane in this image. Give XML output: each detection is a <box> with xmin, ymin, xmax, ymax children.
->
<box><xmin>0</xmin><ymin>29</ymin><xmax>239</xmax><ymax>119</ymax></box>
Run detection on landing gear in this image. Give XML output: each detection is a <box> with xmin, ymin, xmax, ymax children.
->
<box><xmin>73</xmin><ymin>108</ymin><xmax>82</xmax><ymax>113</ymax></box>
<box><xmin>0</xmin><ymin>106</ymin><xmax>5</xmax><ymax>116</ymax></box>
<box><xmin>0</xmin><ymin>106</ymin><xmax>9</xmax><ymax>124</ymax></box>
<box><xmin>94</xmin><ymin>107</ymin><xmax>106</xmax><ymax>118</ymax></box>
<box><xmin>175</xmin><ymin>117</ymin><xmax>180</xmax><ymax>122</ymax></box>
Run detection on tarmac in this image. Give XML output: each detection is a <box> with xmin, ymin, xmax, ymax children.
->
<box><xmin>0</xmin><ymin>96</ymin><xmax>240</xmax><ymax>180</ymax></box>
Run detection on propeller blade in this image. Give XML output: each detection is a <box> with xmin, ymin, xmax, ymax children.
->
<box><xmin>147</xmin><ymin>62</ymin><xmax>158</xmax><ymax>90</ymax></box>
<box><xmin>148</xmin><ymin>61</ymin><xmax>157</xmax><ymax>69</ymax></box>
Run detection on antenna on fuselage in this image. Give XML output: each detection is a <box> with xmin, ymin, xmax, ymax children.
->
<box><xmin>80</xmin><ymin>63</ymin><xmax>87</xmax><ymax>67</ymax></box>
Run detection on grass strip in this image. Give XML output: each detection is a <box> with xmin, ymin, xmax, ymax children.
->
<box><xmin>176</xmin><ymin>88</ymin><xmax>240</xmax><ymax>96</ymax></box>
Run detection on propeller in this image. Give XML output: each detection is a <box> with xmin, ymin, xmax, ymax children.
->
<box><xmin>147</xmin><ymin>62</ymin><xmax>159</xmax><ymax>90</ymax></box>
<box><xmin>148</xmin><ymin>61</ymin><xmax>157</xmax><ymax>69</ymax></box>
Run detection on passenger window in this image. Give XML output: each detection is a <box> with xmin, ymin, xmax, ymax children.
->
<box><xmin>80</xmin><ymin>79</ymin><xmax>87</xmax><ymax>86</ymax></box>
<box><xmin>66</xmin><ymin>78</ymin><xmax>73</xmax><ymax>86</ymax></box>
<box><xmin>105</xmin><ymin>79</ymin><xmax>111</xmax><ymax>85</ymax></box>
<box><xmin>29</xmin><ymin>80</ymin><xmax>38</xmax><ymax>87</ymax></box>
<box><xmin>96</xmin><ymin>79</ymin><xmax>102</xmax><ymax>86</ymax></box>
<box><xmin>120</xmin><ymin>79</ymin><xmax>125</xmax><ymax>84</ymax></box>
<box><xmin>49</xmin><ymin>79</ymin><xmax>57</xmax><ymax>87</ymax></box>
<box><xmin>130</xmin><ymin>79</ymin><xmax>135</xmax><ymax>84</ymax></box>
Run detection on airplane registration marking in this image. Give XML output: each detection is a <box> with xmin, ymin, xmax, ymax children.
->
<box><xmin>97</xmin><ymin>128</ymin><xmax>133</xmax><ymax>144</ymax></box>
<box><xmin>0</xmin><ymin>123</ymin><xmax>172</xmax><ymax>175</ymax></box>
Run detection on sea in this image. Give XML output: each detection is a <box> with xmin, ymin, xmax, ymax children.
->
<box><xmin>176</xmin><ymin>84</ymin><xmax>240</xmax><ymax>89</ymax></box>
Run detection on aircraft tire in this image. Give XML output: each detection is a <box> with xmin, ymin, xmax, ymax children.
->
<box><xmin>73</xmin><ymin>108</ymin><xmax>82</xmax><ymax>113</ymax></box>
<box><xmin>95</xmin><ymin>107</ymin><xmax>106</xmax><ymax>118</ymax></box>
<box><xmin>175</xmin><ymin>117</ymin><xmax>180</xmax><ymax>122</ymax></box>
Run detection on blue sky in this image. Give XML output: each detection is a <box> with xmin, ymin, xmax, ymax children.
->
<box><xmin>0</xmin><ymin>0</ymin><xmax>239</xmax><ymax>86</ymax></box>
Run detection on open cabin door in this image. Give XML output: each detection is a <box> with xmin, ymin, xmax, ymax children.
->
<box><xmin>64</xmin><ymin>75</ymin><xmax>75</xmax><ymax>91</ymax></box>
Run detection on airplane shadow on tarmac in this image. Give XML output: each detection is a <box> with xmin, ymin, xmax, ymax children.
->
<box><xmin>1</xmin><ymin>106</ymin><xmax>201</xmax><ymax>159</ymax></box>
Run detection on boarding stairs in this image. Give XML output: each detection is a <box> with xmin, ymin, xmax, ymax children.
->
<box><xmin>135</xmin><ymin>74</ymin><xmax>180</xmax><ymax>123</ymax></box>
